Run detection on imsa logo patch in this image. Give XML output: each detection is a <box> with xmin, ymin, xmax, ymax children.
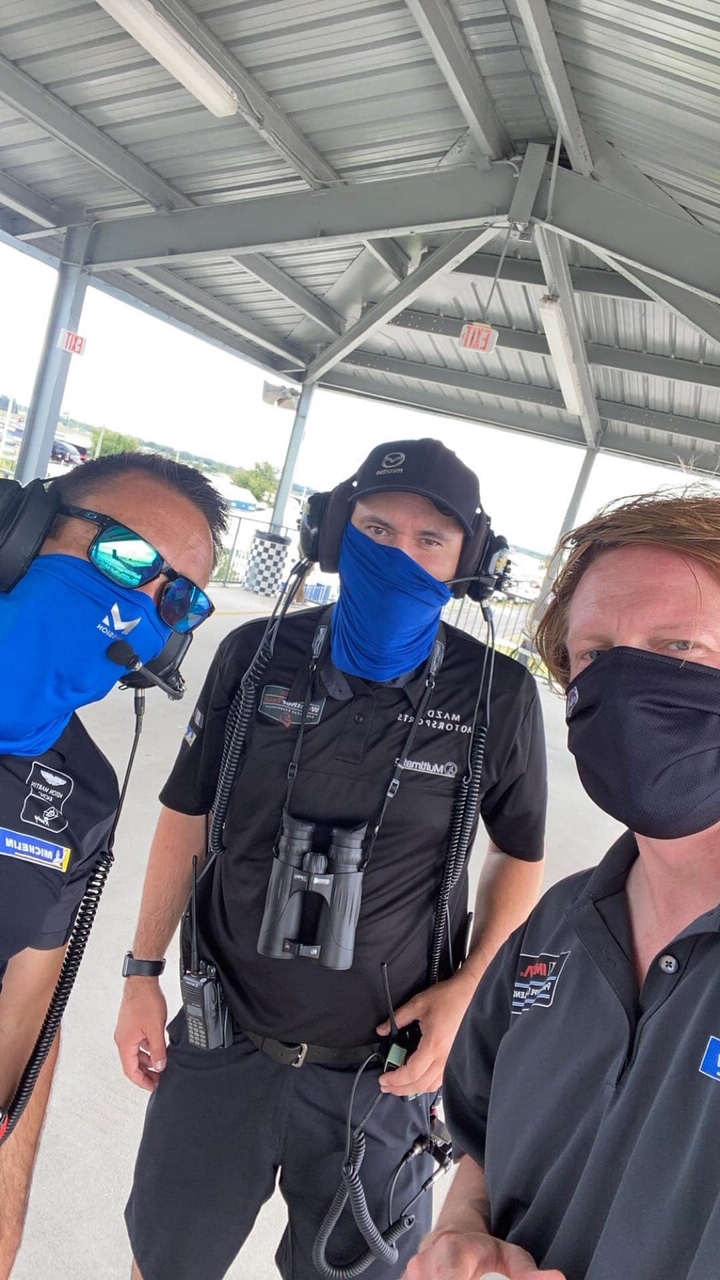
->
<box><xmin>512</xmin><ymin>950</ymin><xmax>570</xmax><ymax>1015</ymax></box>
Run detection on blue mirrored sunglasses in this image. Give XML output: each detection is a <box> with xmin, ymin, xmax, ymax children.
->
<box><xmin>60</xmin><ymin>503</ymin><xmax>214</xmax><ymax>634</ymax></box>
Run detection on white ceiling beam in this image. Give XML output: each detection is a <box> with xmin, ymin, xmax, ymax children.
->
<box><xmin>584</xmin><ymin>130</ymin><xmax>720</xmax><ymax>349</ymax></box>
<box><xmin>232</xmin><ymin>254</ymin><xmax>342</xmax><ymax>336</ymax></box>
<box><xmin>79</xmin><ymin>159</ymin><xmax>720</xmax><ymax>314</ymax></box>
<box><xmin>85</xmin><ymin>165</ymin><xmax>516</xmax><ymax>269</ymax></box>
<box><xmin>454</xmin><ymin>251</ymin><xmax>647</xmax><ymax>299</ymax></box>
<box><xmin>0</xmin><ymin>51</ymin><xmax>190</xmax><ymax>210</ymax></box>
<box><xmin>304</xmin><ymin>226</ymin><xmax>503</xmax><ymax>383</ymax></box>
<box><xmin>101</xmin><ymin>271</ymin><xmax>292</xmax><ymax>372</ymax></box>
<box><xmin>389</xmin><ymin>309</ymin><xmax>720</xmax><ymax>387</ymax></box>
<box><xmin>536</xmin><ymin>226</ymin><xmax>601</xmax><ymax>446</ymax></box>
<box><xmin>532</xmin><ymin>167</ymin><xmax>720</xmax><ymax>310</ymax></box>
<box><xmin>0</xmin><ymin>168</ymin><xmax>74</xmax><ymax>228</ymax></box>
<box><xmin>336</xmin><ymin>350</ymin><xmax>720</xmax><ymax>444</ymax></box>
<box><xmin>514</xmin><ymin>0</ymin><xmax>593</xmax><ymax>176</ymax></box>
<box><xmin>129</xmin><ymin>265</ymin><xmax>306</xmax><ymax>365</ymax></box>
<box><xmin>150</xmin><ymin>0</ymin><xmax>337</xmax><ymax>187</ymax></box>
<box><xmin>0</xmin><ymin>50</ymin><xmax>342</xmax><ymax>336</ymax></box>
<box><xmin>405</xmin><ymin>0</ymin><xmax>511</xmax><ymax>157</ymax></box>
<box><xmin>322</xmin><ymin>369</ymin><xmax>720</xmax><ymax>477</ymax></box>
<box><xmin>151</xmin><ymin>0</ymin><xmax>410</xmax><ymax>277</ymax></box>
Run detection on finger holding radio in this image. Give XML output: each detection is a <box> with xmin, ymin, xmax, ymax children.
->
<box><xmin>378</xmin><ymin>975</ymin><xmax>474</xmax><ymax>1096</ymax></box>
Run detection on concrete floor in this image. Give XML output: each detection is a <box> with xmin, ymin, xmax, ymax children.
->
<box><xmin>12</xmin><ymin>587</ymin><xmax>622</xmax><ymax>1280</ymax></box>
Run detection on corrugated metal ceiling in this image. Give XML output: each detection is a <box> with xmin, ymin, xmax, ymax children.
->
<box><xmin>1</xmin><ymin>0</ymin><xmax>720</xmax><ymax>474</ymax></box>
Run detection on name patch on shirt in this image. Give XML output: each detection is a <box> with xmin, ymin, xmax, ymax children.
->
<box><xmin>0</xmin><ymin>826</ymin><xmax>71</xmax><ymax>873</ymax></box>
<box><xmin>259</xmin><ymin>685</ymin><xmax>325</xmax><ymax>727</ymax></box>
<box><xmin>21</xmin><ymin>761</ymin><xmax>74</xmax><ymax>834</ymax></box>
<box><xmin>512</xmin><ymin>950</ymin><xmax>570</xmax><ymax>1015</ymax></box>
<box><xmin>699</xmin><ymin>1036</ymin><xmax>720</xmax><ymax>1083</ymax></box>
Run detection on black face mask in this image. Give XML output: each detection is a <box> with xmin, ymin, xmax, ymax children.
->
<box><xmin>566</xmin><ymin>646</ymin><xmax>720</xmax><ymax>839</ymax></box>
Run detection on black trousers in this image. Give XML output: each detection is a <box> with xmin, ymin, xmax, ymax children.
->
<box><xmin>126</xmin><ymin>1013</ymin><xmax>436</xmax><ymax>1280</ymax></box>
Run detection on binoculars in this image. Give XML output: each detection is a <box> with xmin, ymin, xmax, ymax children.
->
<box><xmin>257</xmin><ymin>813</ymin><xmax>367</xmax><ymax>971</ymax></box>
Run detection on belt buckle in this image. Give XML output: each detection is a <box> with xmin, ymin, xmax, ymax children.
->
<box><xmin>291</xmin><ymin>1042</ymin><xmax>308</xmax><ymax>1068</ymax></box>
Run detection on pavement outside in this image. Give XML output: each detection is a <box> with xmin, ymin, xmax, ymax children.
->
<box><xmin>12</xmin><ymin>584</ymin><xmax>622</xmax><ymax>1280</ymax></box>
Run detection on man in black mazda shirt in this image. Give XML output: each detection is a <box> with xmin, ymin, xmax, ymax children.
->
<box><xmin>0</xmin><ymin>452</ymin><xmax>225</xmax><ymax>1279</ymax></box>
<box><xmin>116</xmin><ymin>438</ymin><xmax>547</xmax><ymax>1280</ymax></box>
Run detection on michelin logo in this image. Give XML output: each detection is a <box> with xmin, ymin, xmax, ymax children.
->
<box><xmin>398</xmin><ymin>758</ymin><xmax>458</xmax><ymax>777</ymax></box>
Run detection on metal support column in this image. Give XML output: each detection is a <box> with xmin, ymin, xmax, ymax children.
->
<box><xmin>270</xmin><ymin>383</ymin><xmax>314</xmax><ymax>533</ymax></box>
<box><xmin>15</xmin><ymin>224</ymin><xmax>90</xmax><ymax>484</ymax></box>
<box><xmin>531</xmin><ymin>443</ymin><xmax>599</xmax><ymax>626</ymax></box>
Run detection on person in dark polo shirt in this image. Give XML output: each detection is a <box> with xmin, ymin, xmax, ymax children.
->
<box><xmin>0</xmin><ymin>453</ymin><xmax>224</xmax><ymax>1279</ymax></box>
<box><xmin>410</xmin><ymin>488</ymin><xmax>720</xmax><ymax>1280</ymax></box>
<box><xmin>116</xmin><ymin>438</ymin><xmax>547</xmax><ymax>1280</ymax></box>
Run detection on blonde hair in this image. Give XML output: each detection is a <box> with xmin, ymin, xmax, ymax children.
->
<box><xmin>535</xmin><ymin>487</ymin><xmax>720</xmax><ymax>689</ymax></box>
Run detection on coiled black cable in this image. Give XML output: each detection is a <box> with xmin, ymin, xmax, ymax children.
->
<box><xmin>427</xmin><ymin>608</ymin><xmax>495</xmax><ymax>985</ymax></box>
<box><xmin>0</xmin><ymin>686</ymin><xmax>146</xmax><ymax>1144</ymax></box>
<box><xmin>312</xmin><ymin>1129</ymin><xmax>415</xmax><ymax>1279</ymax></box>
<box><xmin>207</xmin><ymin>559</ymin><xmax>311</xmax><ymax>866</ymax></box>
<box><xmin>3</xmin><ymin>848</ymin><xmax>114</xmax><ymax>1136</ymax></box>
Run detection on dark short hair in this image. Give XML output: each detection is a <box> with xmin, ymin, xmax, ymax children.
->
<box><xmin>49</xmin><ymin>452</ymin><xmax>229</xmax><ymax>565</ymax></box>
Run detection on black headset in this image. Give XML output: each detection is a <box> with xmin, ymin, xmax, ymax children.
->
<box><xmin>298</xmin><ymin>476</ymin><xmax>510</xmax><ymax>602</ymax></box>
<box><xmin>0</xmin><ymin>475</ymin><xmax>191</xmax><ymax>686</ymax></box>
<box><xmin>0</xmin><ymin>478</ymin><xmax>61</xmax><ymax>592</ymax></box>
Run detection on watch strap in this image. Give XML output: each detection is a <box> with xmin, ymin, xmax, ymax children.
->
<box><xmin>122</xmin><ymin>951</ymin><xmax>165</xmax><ymax>977</ymax></box>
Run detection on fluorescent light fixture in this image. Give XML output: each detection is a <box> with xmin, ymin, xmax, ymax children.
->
<box><xmin>96</xmin><ymin>0</ymin><xmax>239</xmax><ymax>118</ymax></box>
<box><xmin>538</xmin><ymin>294</ymin><xmax>584</xmax><ymax>416</ymax></box>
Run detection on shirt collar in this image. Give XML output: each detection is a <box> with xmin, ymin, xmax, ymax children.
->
<box><xmin>567</xmin><ymin>829</ymin><xmax>720</xmax><ymax>937</ymax></box>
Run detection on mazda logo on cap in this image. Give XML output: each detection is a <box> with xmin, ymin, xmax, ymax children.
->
<box><xmin>382</xmin><ymin>451</ymin><xmax>405</xmax><ymax>468</ymax></box>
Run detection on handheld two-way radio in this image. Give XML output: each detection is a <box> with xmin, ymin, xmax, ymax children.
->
<box><xmin>180</xmin><ymin>857</ymin><xmax>230</xmax><ymax>1050</ymax></box>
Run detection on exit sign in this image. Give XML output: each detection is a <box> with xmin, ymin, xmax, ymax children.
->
<box><xmin>459</xmin><ymin>321</ymin><xmax>498</xmax><ymax>353</ymax></box>
<box><xmin>58</xmin><ymin>329</ymin><xmax>86</xmax><ymax>356</ymax></box>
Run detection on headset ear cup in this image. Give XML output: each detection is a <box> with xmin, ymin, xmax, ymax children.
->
<box><xmin>299</xmin><ymin>490</ymin><xmax>329</xmax><ymax>562</ymax></box>
<box><xmin>298</xmin><ymin>479</ymin><xmax>356</xmax><ymax>571</ymax></box>
<box><xmin>451</xmin><ymin>512</ymin><xmax>489</xmax><ymax>598</ymax></box>
<box><xmin>0</xmin><ymin>478</ymin><xmax>60</xmax><ymax>592</ymax></box>
<box><xmin>316</xmin><ymin>478</ymin><xmax>357</xmax><ymax>573</ymax></box>
<box><xmin>468</xmin><ymin>532</ymin><xmax>510</xmax><ymax>603</ymax></box>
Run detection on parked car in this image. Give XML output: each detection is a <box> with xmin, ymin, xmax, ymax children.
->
<box><xmin>51</xmin><ymin>439</ymin><xmax>82</xmax><ymax>465</ymax></box>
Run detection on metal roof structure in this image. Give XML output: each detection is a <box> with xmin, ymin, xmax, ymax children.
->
<box><xmin>1</xmin><ymin>0</ymin><xmax>720</xmax><ymax>523</ymax></box>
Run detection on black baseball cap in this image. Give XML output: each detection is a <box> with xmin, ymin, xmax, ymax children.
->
<box><xmin>352</xmin><ymin>439</ymin><xmax>480</xmax><ymax>536</ymax></box>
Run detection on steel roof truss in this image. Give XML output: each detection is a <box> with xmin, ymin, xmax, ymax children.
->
<box><xmin>85</xmin><ymin>167</ymin><xmax>517</xmax><ymax>270</ymax></box>
<box><xmin>404</xmin><ymin>0</ymin><xmax>511</xmax><ymax>158</ymax></box>
<box><xmin>514</xmin><ymin>0</ymin><xmax>593</xmax><ymax>177</ymax></box>
<box><xmin>304</xmin><ymin>226</ymin><xmax>504</xmax><ymax>384</ymax></box>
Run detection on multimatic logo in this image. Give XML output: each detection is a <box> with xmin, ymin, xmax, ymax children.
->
<box><xmin>398</xmin><ymin>758</ymin><xmax>458</xmax><ymax>777</ymax></box>
<box><xmin>97</xmin><ymin>602</ymin><xmax>141</xmax><ymax>639</ymax></box>
<box><xmin>512</xmin><ymin>950</ymin><xmax>570</xmax><ymax>1015</ymax></box>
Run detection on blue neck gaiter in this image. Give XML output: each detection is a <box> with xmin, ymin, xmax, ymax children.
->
<box><xmin>331</xmin><ymin>523</ymin><xmax>451</xmax><ymax>681</ymax></box>
<box><xmin>0</xmin><ymin>554</ymin><xmax>171</xmax><ymax>756</ymax></box>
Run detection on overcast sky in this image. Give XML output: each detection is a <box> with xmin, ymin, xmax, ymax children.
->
<box><xmin>0</xmin><ymin>238</ymin><xmax>711</xmax><ymax>554</ymax></box>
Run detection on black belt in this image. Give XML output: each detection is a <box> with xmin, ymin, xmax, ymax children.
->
<box><xmin>242</xmin><ymin>1029</ymin><xmax>382</xmax><ymax>1069</ymax></box>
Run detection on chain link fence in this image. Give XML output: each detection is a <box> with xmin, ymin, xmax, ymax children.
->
<box><xmin>442</xmin><ymin>592</ymin><xmax>549</xmax><ymax>680</ymax></box>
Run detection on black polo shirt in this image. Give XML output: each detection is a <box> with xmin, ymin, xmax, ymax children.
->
<box><xmin>161</xmin><ymin>607</ymin><xmax>546</xmax><ymax>1047</ymax></box>
<box><xmin>445</xmin><ymin>830</ymin><xmax>720</xmax><ymax>1280</ymax></box>
<box><xmin>0</xmin><ymin>715</ymin><xmax>118</xmax><ymax>976</ymax></box>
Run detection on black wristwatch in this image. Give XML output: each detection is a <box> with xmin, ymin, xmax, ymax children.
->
<box><xmin>122</xmin><ymin>951</ymin><xmax>166</xmax><ymax>978</ymax></box>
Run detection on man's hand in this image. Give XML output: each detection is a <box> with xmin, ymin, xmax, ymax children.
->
<box><xmin>115</xmin><ymin>977</ymin><xmax>168</xmax><ymax>1091</ymax></box>
<box><xmin>403</xmin><ymin>1227</ymin><xmax>567</xmax><ymax>1279</ymax></box>
<box><xmin>376</xmin><ymin>971</ymin><xmax>475</xmax><ymax>1097</ymax></box>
